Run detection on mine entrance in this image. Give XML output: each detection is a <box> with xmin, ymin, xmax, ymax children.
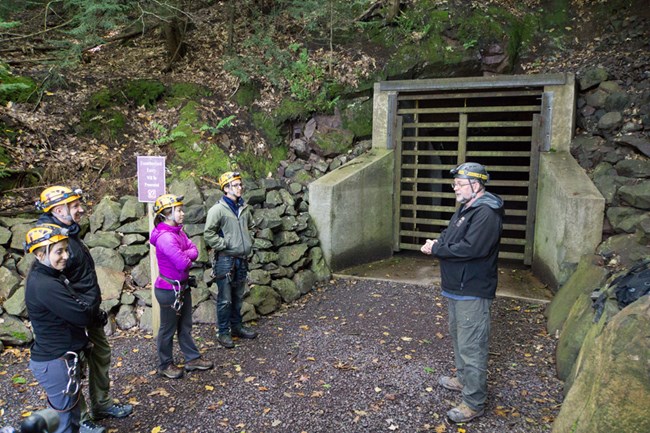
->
<box><xmin>393</xmin><ymin>85</ymin><xmax>546</xmax><ymax>264</ymax></box>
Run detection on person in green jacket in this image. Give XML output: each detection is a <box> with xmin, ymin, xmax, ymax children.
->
<box><xmin>204</xmin><ymin>171</ymin><xmax>258</xmax><ymax>349</ymax></box>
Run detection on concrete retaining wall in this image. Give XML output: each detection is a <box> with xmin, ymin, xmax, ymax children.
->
<box><xmin>309</xmin><ymin>148</ymin><xmax>394</xmax><ymax>271</ymax></box>
<box><xmin>532</xmin><ymin>152</ymin><xmax>605</xmax><ymax>289</ymax></box>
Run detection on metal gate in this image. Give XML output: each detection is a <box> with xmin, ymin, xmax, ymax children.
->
<box><xmin>393</xmin><ymin>86</ymin><xmax>545</xmax><ymax>264</ymax></box>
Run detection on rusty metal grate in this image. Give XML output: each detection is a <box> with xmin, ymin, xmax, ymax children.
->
<box><xmin>393</xmin><ymin>87</ymin><xmax>544</xmax><ymax>264</ymax></box>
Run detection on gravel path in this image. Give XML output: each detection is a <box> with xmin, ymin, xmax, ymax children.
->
<box><xmin>1</xmin><ymin>278</ymin><xmax>562</xmax><ymax>433</ymax></box>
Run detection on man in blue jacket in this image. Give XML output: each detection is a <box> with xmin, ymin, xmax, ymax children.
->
<box><xmin>421</xmin><ymin>162</ymin><xmax>504</xmax><ymax>423</ymax></box>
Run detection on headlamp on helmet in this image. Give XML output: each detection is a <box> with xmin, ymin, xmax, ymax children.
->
<box><xmin>218</xmin><ymin>171</ymin><xmax>241</xmax><ymax>190</ymax></box>
<box><xmin>450</xmin><ymin>162</ymin><xmax>489</xmax><ymax>184</ymax></box>
<box><xmin>36</xmin><ymin>186</ymin><xmax>83</xmax><ymax>213</ymax></box>
<box><xmin>153</xmin><ymin>194</ymin><xmax>184</xmax><ymax>215</ymax></box>
<box><xmin>24</xmin><ymin>224</ymin><xmax>69</xmax><ymax>253</ymax></box>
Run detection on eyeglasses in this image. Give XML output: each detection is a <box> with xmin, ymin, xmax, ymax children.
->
<box><xmin>451</xmin><ymin>182</ymin><xmax>472</xmax><ymax>189</ymax></box>
<box><xmin>230</xmin><ymin>183</ymin><xmax>243</xmax><ymax>189</ymax></box>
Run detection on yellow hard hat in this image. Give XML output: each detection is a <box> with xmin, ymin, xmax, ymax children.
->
<box><xmin>36</xmin><ymin>186</ymin><xmax>82</xmax><ymax>212</ymax></box>
<box><xmin>24</xmin><ymin>224</ymin><xmax>69</xmax><ymax>253</ymax></box>
<box><xmin>153</xmin><ymin>194</ymin><xmax>184</xmax><ymax>215</ymax></box>
<box><xmin>218</xmin><ymin>171</ymin><xmax>241</xmax><ymax>190</ymax></box>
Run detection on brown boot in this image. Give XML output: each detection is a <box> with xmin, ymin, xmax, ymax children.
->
<box><xmin>184</xmin><ymin>357</ymin><xmax>214</xmax><ymax>371</ymax></box>
<box><xmin>438</xmin><ymin>375</ymin><xmax>464</xmax><ymax>392</ymax></box>
<box><xmin>158</xmin><ymin>364</ymin><xmax>183</xmax><ymax>379</ymax></box>
<box><xmin>447</xmin><ymin>402</ymin><xmax>484</xmax><ymax>423</ymax></box>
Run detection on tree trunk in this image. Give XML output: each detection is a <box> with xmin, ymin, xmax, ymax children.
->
<box><xmin>385</xmin><ymin>0</ymin><xmax>401</xmax><ymax>23</ymax></box>
<box><xmin>162</xmin><ymin>17</ymin><xmax>187</xmax><ymax>61</ymax></box>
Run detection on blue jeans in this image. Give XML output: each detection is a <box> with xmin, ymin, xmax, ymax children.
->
<box><xmin>30</xmin><ymin>357</ymin><xmax>81</xmax><ymax>433</ymax></box>
<box><xmin>447</xmin><ymin>297</ymin><xmax>492</xmax><ymax>411</ymax></box>
<box><xmin>155</xmin><ymin>287</ymin><xmax>201</xmax><ymax>369</ymax></box>
<box><xmin>213</xmin><ymin>255</ymin><xmax>247</xmax><ymax>335</ymax></box>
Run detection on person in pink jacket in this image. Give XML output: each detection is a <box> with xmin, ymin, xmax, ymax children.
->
<box><xmin>150</xmin><ymin>194</ymin><xmax>213</xmax><ymax>379</ymax></box>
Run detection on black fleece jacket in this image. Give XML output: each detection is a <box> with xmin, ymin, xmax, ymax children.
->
<box><xmin>25</xmin><ymin>261</ymin><xmax>96</xmax><ymax>361</ymax></box>
<box><xmin>37</xmin><ymin>213</ymin><xmax>102</xmax><ymax>309</ymax></box>
<box><xmin>430</xmin><ymin>192</ymin><xmax>504</xmax><ymax>299</ymax></box>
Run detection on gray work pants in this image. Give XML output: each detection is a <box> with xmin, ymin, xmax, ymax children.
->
<box><xmin>447</xmin><ymin>297</ymin><xmax>492</xmax><ymax>411</ymax></box>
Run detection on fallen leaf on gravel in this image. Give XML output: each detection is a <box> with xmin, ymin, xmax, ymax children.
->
<box><xmin>271</xmin><ymin>419</ymin><xmax>282</xmax><ymax>427</ymax></box>
<box><xmin>311</xmin><ymin>391</ymin><xmax>323</xmax><ymax>397</ymax></box>
<box><xmin>259</xmin><ymin>386</ymin><xmax>269</xmax><ymax>391</ymax></box>
<box><xmin>436</xmin><ymin>333</ymin><xmax>444</xmax><ymax>339</ymax></box>
<box><xmin>400</xmin><ymin>336</ymin><xmax>413</xmax><ymax>342</ymax></box>
<box><xmin>205</xmin><ymin>385</ymin><xmax>214</xmax><ymax>391</ymax></box>
<box><xmin>404</xmin><ymin>355</ymin><xmax>412</xmax><ymax>359</ymax></box>
<box><xmin>300</xmin><ymin>325</ymin><xmax>310</xmax><ymax>330</ymax></box>
<box><xmin>150</xmin><ymin>426</ymin><xmax>163</xmax><ymax>433</ymax></box>
<box><xmin>244</xmin><ymin>376</ymin><xmax>255</xmax><ymax>382</ymax></box>
<box><xmin>374</xmin><ymin>387</ymin><xmax>382</xmax><ymax>393</ymax></box>
<box><xmin>21</xmin><ymin>411</ymin><xmax>31</xmax><ymax>417</ymax></box>
<box><xmin>148</xmin><ymin>388</ymin><xmax>170</xmax><ymax>397</ymax></box>
<box><xmin>306</xmin><ymin>357</ymin><xmax>316</xmax><ymax>361</ymax></box>
<box><xmin>435</xmin><ymin>423</ymin><xmax>446</xmax><ymax>432</ymax></box>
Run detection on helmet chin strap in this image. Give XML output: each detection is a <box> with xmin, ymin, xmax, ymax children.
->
<box><xmin>38</xmin><ymin>244</ymin><xmax>53</xmax><ymax>268</ymax></box>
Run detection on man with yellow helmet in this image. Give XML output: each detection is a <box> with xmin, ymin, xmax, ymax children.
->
<box><xmin>36</xmin><ymin>186</ymin><xmax>132</xmax><ymax>433</ymax></box>
<box><xmin>204</xmin><ymin>171</ymin><xmax>259</xmax><ymax>348</ymax></box>
<box><xmin>24</xmin><ymin>224</ymin><xmax>99</xmax><ymax>433</ymax></box>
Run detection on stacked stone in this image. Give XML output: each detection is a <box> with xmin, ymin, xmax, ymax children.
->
<box><xmin>571</xmin><ymin>66</ymin><xmax>650</xmax><ymax>268</ymax></box>
<box><xmin>0</xmin><ymin>177</ymin><xmax>331</xmax><ymax>349</ymax></box>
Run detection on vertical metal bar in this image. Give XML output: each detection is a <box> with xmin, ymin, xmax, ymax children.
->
<box><xmin>541</xmin><ymin>92</ymin><xmax>553</xmax><ymax>151</ymax></box>
<box><xmin>386</xmin><ymin>92</ymin><xmax>398</xmax><ymax>150</ymax></box>
<box><xmin>524</xmin><ymin>114</ymin><xmax>542</xmax><ymax>265</ymax></box>
<box><xmin>393</xmin><ymin>116</ymin><xmax>404</xmax><ymax>251</ymax></box>
<box><xmin>457</xmin><ymin>113</ymin><xmax>468</xmax><ymax>164</ymax></box>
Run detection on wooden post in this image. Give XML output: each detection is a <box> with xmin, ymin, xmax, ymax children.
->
<box><xmin>149</xmin><ymin>203</ymin><xmax>160</xmax><ymax>337</ymax></box>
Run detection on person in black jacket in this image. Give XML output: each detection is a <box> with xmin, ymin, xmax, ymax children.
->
<box><xmin>25</xmin><ymin>225</ymin><xmax>98</xmax><ymax>433</ymax></box>
<box><xmin>421</xmin><ymin>162</ymin><xmax>504</xmax><ymax>423</ymax></box>
<box><xmin>36</xmin><ymin>186</ymin><xmax>132</xmax><ymax>433</ymax></box>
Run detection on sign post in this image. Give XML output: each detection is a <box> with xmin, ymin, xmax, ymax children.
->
<box><xmin>137</xmin><ymin>156</ymin><xmax>166</xmax><ymax>337</ymax></box>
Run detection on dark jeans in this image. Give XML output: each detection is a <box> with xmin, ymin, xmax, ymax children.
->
<box><xmin>155</xmin><ymin>287</ymin><xmax>200</xmax><ymax>369</ymax></box>
<box><xmin>30</xmin><ymin>357</ymin><xmax>81</xmax><ymax>433</ymax></box>
<box><xmin>447</xmin><ymin>297</ymin><xmax>492</xmax><ymax>411</ymax></box>
<box><xmin>213</xmin><ymin>255</ymin><xmax>247</xmax><ymax>335</ymax></box>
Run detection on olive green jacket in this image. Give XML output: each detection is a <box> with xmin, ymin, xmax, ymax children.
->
<box><xmin>204</xmin><ymin>198</ymin><xmax>254</xmax><ymax>257</ymax></box>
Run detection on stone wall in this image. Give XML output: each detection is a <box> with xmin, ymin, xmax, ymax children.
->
<box><xmin>0</xmin><ymin>177</ymin><xmax>331</xmax><ymax>349</ymax></box>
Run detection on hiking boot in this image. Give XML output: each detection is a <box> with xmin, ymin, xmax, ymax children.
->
<box><xmin>80</xmin><ymin>420</ymin><xmax>106</xmax><ymax>433</ymax></box>
<box><xmin>217</xmin><ymin>333</ymin><xmax>235</xmax><ymax>349</ymax></box>
<box><xmin>447</xmin><ymin>402</ymin><xmax>485</xmax><ymax>423</ymax></box>
<box><xmin>158</xmin><ymin>364</ymin><xmax>184</xmax><ymax>379</ymax></box>
<box><xmin>438</xmin><ymin>376</ymin><xmax>464</xmax><ymax>392</ymax></box>
<box><xmin>94</xmin><ymin>403</ymin><xmax>133</xmax><ymax>419</ymax></box>
<box><xmin>184</xmin><ymin>357</ymin><xmax>214</xmax><ymax>371</ymax></box>
<box><xmin>232</xmin><ymin>325</ymin><xmax>258</xmax><ymax>339</ymax></box>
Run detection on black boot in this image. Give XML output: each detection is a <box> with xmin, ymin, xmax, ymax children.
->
<box><xmin>232</xmin><ymin>325</ymin><xmax>258</xmax><ymax>339</ymax></box>
<box><xmin>217</xmin><ymin>333</ymin><xmax>235</xmax><ymax>349</ymax></box>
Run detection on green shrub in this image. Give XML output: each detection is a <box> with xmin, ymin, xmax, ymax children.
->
<box><xmin>252</xmin><ymin>111</ymin><xmax>283</xmax><ymax>146</ymax></box>
<box><xmin>78</xmin><ymin>108</ymin><xmax>126</xmax><ymax>139</ymax></box>
<box><xmin>235</xmin><ymin>145</ymin><xmax>288</xmax><ymax>179</ymax></box>
<box><xmin>0</xmin><ymin>64</ymin><xmax>36</xmax><ymax>104</ymax></box>
<box><xmin>121</xmin><ymin>79</ymin><xmax>166</xmax><ymax>109</ymax></box>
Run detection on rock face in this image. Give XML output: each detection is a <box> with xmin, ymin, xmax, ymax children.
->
<box><xmin>0</xmin><ymin>176</ymin><xmax>332</xmax><ymax>347</ymax></box>
<box><xmin>552</xmin><ymin>296</ymin><xmax>650</xmax><ymax>433</ymax></box>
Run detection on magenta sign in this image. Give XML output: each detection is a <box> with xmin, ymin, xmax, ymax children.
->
<box><xmin>137</xmin><ymin>156</ymin><xmax>166</xmax><ymax>202</ymax></box>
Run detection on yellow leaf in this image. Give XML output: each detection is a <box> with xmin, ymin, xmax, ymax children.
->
<box><xmin>400</xmin><ymin>336</ymin><xmax>413</xmax><ymax>342</ymax></box>
<box><xmin>205</xmin><ymin>385</ymin><xmax>214</xmax><ymax>391</ymax></box>
<box><xmin>258</xmin><ymin>386</ymin><xmax>269</xmax><ymax>391</ymax></box>
<box><xmin>45</xmin><ymin>91</ymin><xmax>55</xmax><ymax>96</ymax></box>
<box><xmin>263</xmin><ymin>408</ymin><xmax>271</xmax><ymax>414</ymax></box>
<box><xmin>151</xmin><ymin>426</ymin><xmax>162</xmax><ymax>433</ymax></box>
<box><xmin>21</xmin><ymin>411</ymin><xmax>32</xmax><ymax>418</ymax></box>
<box><xmin>234</xmin><ymin>364</ymin><xmax>242</xmax><ymax>372</ymax></box>
<box><xmin>404</xmin><ymin>354</ymin><xmax>412</xmax><ymax>360</ymax></box>
<box><xmin>132</xmin><ymin>348</ymin><xmax>139</xmax><ymax>353</ymax></box>
<box><xmin>299</xmin><ymin>325</ymin><xmax>310</xmax><ymax>331</ymax></box>
<box><xmin>435</xmin><ymin>423</ymin><xmax>447</xmax><ymax>433</ymax></box>
<box><xmin>306</xmin><ymin>357</ymin><xmax>316</xmax><ymax>362</ymax></box>
<box><xmin>374</xmin><ymin>387</ymin><xmax>382</xmax><ymax>393</ymax></box>
<box><xmin>244</xmin><ymin>376</ymin><xmax>255</xmax><ymax>383</ymax></box>
<box><xmin>457</xmin><ymin>428</ymin><xmax>466</xmax><ymax>433</ymax></box>
<box><xmin>436</xmin><ymin>332</ymin><xmax>444</xmax><ymax>339</ymax></box>
<box><xmin>311</xmin><ymin>391</ymin><xmax>324</xmax><ymax>398</ymax></box>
